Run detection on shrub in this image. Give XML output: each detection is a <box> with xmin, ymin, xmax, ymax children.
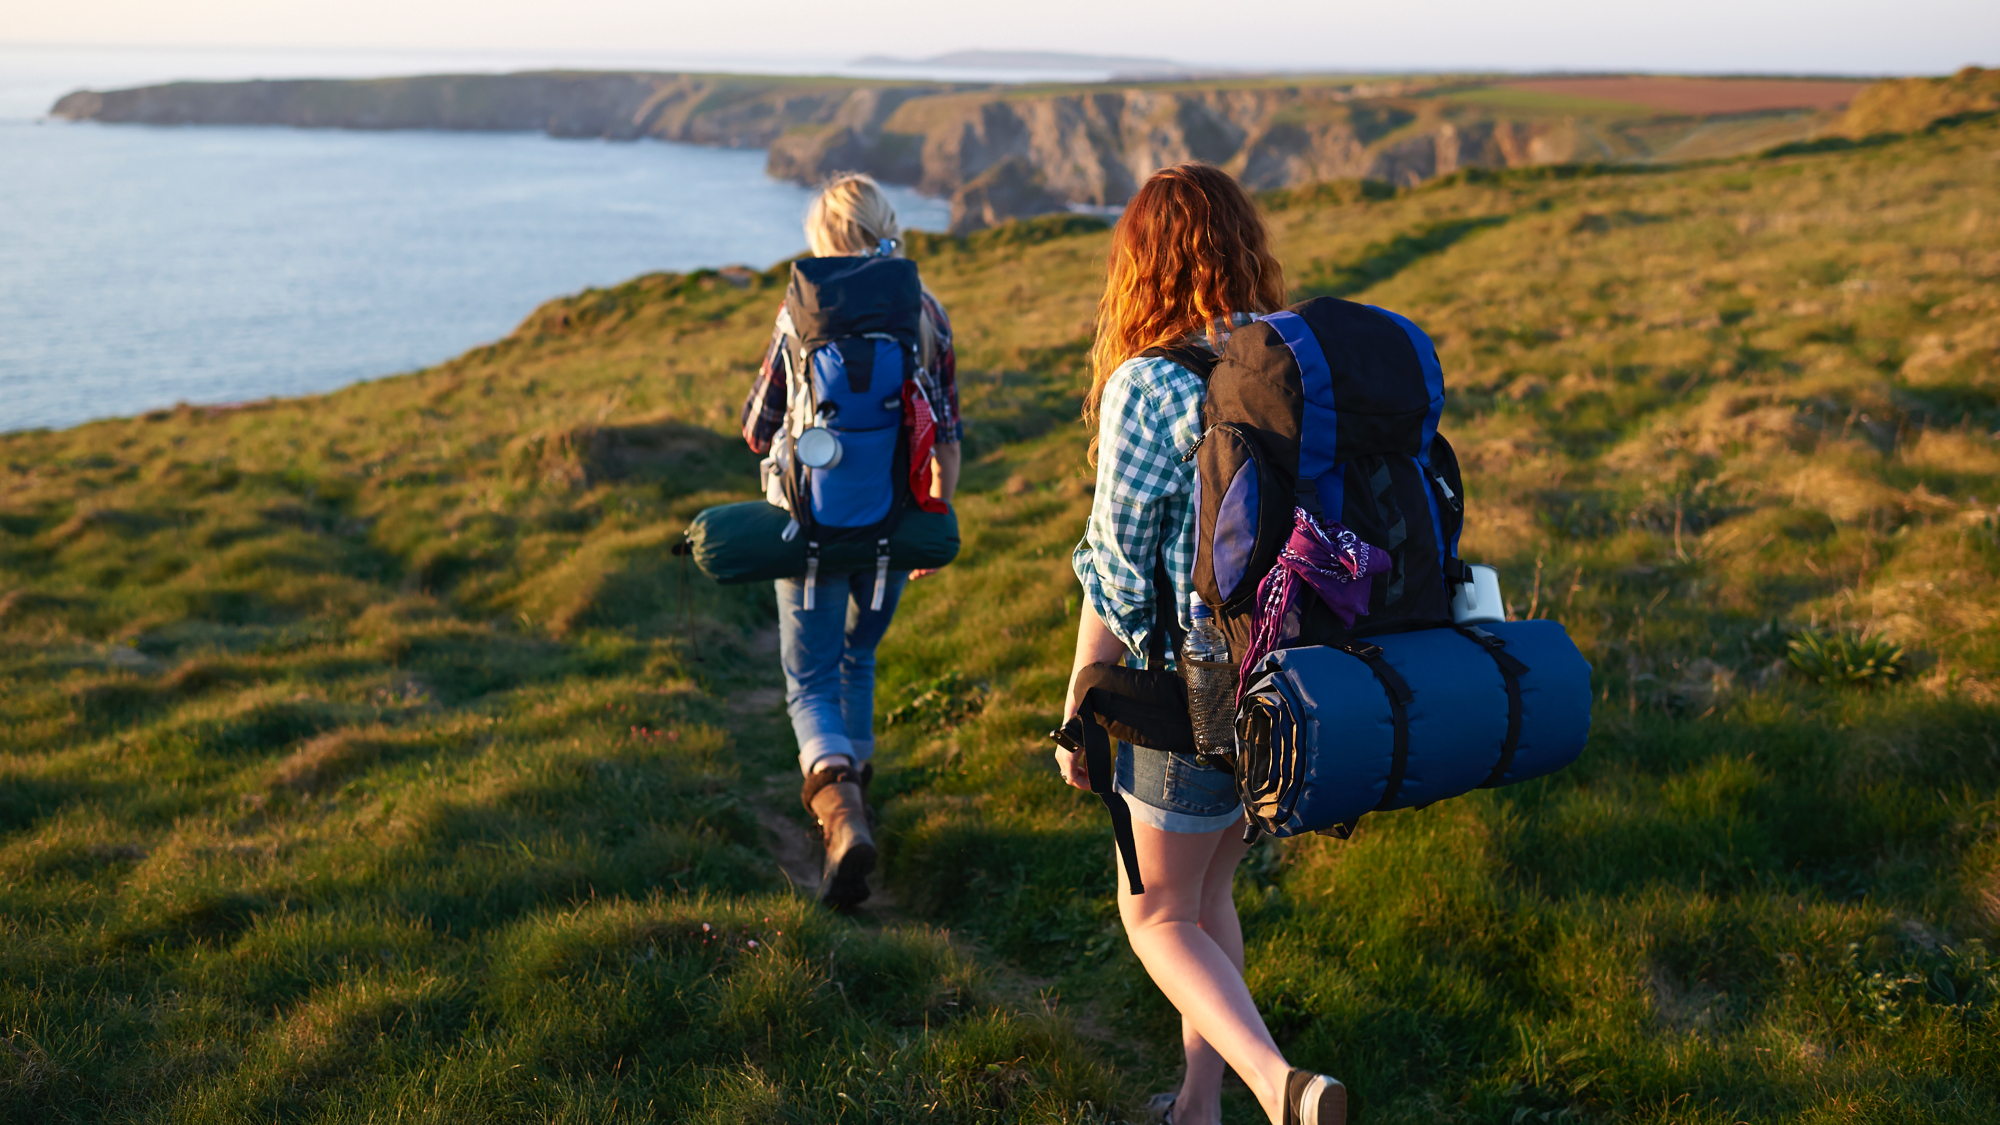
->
<box><xmin>1787</xmin><ymin>627</ymin><xmax>1908</xmax><ymax>687</ymax></box>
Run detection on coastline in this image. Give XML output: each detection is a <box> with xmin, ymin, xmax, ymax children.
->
<box><xmin>49</xmin><ymin>69</ymin><xmax>1868</xmax><ymax>232</ymax></box>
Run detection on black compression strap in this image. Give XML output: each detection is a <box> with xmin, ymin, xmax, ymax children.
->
<box><xmin>1079</xmin><ymin>690</ymin><xmax>1145</xmax><ymax>895</ymax></box>
<box><xmin>1149</xmin><ymin>548</ymin><xmax>1186</xmax><ymax>670</ymax></box>
<box><xmin>1339</xmin><ymin>641</ymin><xmax>1415</xmax><ymax>810</ymax></box>
<box><xmin>1295</xmin><ymin>474</ymin><xmax>1325</xmax><ymax>519</ymax></box>
<box><xmin>1455</xmin><ymin>625</ymin><xmax>1530</xmax><ymax>788</ymax></box>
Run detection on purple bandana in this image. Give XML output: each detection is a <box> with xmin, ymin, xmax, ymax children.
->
<box><xmin>1238</xmin><ymin>508</ymin><xmax>1388</xmax><ymax>693</ymax></box>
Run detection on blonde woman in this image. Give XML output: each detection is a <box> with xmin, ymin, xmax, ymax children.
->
<box><xmin>1057</xmin><ymin>164</ymin><xmax>1352</xmax><ymax>1125</ymax></box>
<box><xmin>741</xmin><ymin>174</ymin><xmax>961</xmax><ymax>907</ymax></box>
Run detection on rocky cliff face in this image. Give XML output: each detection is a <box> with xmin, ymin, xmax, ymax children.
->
<box><xmin>785</xmin><ymin>84</ymin><xmax>1586</xmax><ymax>228</ymax></box>
<box><xmin>49</xmin><ymin>73</ymin><xmax>963</xmax><ymax>149</ymax></box>
<box><xmin>50</xmin><ymin>71</ymin><xmax>1796</xmax><ymax>232</ymax></box>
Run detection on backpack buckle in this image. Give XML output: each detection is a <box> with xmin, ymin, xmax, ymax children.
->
<box><xmin>1460</xmin><ymin>624</ymin><xmax>1503</xmax><ymax>648</ymax></box>
<box><xmin>870</xmin><ymin>537</ymin><xmax>891</xmax><ymax>611</ymax></box>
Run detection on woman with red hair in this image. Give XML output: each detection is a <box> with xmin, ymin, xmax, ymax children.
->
<box><xmin>1057</xmin><ymin>163</ymin><xmax>1351</xmax><ymax>1125</ymax></box>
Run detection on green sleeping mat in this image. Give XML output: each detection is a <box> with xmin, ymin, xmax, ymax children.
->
<box><xmin>685</xmin><ymin>502</ymin><xmax>960</xmax><ymax>585</ymax></box>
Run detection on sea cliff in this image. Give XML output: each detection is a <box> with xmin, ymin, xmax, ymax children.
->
<box><xmin>52</xmin><ymin>71</ymin><xmax>1845</xmax><ymax>231</ymax></box>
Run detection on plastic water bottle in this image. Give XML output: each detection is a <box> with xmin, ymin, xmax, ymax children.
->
<box><xmin>1181</xmin><ymin>593</ymin><xmax>1239</xmax><ymax>756</ymax></box>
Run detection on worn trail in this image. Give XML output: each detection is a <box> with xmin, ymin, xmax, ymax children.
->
<box><xmin>722</xmin><ymin>662</ymin><xmax>1156</xmax><ymax>1079</ymax></box>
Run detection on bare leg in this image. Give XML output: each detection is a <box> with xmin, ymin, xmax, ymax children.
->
<box><xmin>1119</xmin><ymin>817</ymin><xmax>1291</xmax><ymax>1125</ymax></box>
<box><xmin>1170</xmin><ymin>822</ymin><xmax>1254</xmax><ymax>1124</ymax></box>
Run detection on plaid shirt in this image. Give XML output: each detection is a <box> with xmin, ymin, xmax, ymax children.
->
<box><xmin>741</xmin><ymin>289</ymin><xmax>961</xmax><ymax>454</ymax></box>
<box><xmin>1072</xmin><ymin>314</ymin><xmax>1257</xmax><ymax>667</ymax></box>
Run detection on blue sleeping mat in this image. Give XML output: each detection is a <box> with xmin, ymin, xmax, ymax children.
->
<box><xmin>1237</xmin><ymin>620</ymin><xmax>1592</xmax><ymax>837</ymax></box>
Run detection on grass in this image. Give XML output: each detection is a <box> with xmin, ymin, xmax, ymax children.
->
<box><xmin>2</xmin><ymin>114</ymin><xmax>1999</xmax><ymax>1121</ymax></box>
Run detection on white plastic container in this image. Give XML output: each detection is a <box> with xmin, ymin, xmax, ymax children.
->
<box><xmin>1450</xmin><ymin>564</ymin><xmax>1505</xmax><ymax>625</ymax></box>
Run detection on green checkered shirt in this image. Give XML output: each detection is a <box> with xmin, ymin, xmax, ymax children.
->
<box><xmin>1072</xmin><ymin>316</ymin><xmax>1255</xmax><ymax>667</ymax></box>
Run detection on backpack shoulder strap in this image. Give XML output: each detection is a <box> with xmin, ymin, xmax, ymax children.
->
<box><xmin>1133</xmin><ymin>342</ymin><xmax>1214</xmax><ymax>667</ymax></box>
<box><xmin>1137</xmin><ymin>341</ymin><xmax>1219</xmax><ymax>382</ymax></box>
<box><xmin>1147</xmin><ymin>549</ymin><xmax>1188</xmax><ymax>670</ymax></box>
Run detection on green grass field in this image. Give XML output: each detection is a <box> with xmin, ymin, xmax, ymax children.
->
<box><xmin>2</xmin><ymin>113</ymin><xmax>1997</xmax><ymax>1122</ymax></box>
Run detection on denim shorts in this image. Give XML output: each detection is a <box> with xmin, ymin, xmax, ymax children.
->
<box><xmin>1115</xmin><ymin>740</ymin><xmax>1244</xmax><ymax>833</ymax></box>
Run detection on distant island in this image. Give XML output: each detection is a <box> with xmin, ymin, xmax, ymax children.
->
<box><xmin>849</xmin><ymin>49</ymin><xmax>1205</xmax><ymax>79</ymax></box>
<box><xmin>51</xmin><ymin>69</ymin><xmax>1880</xmax><ymax>232</ymax></box>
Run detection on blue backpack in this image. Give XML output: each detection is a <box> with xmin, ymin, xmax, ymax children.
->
<box><xmin>768</xmin><ymin>251</ymin><xmax>944</xmax><ymax>610</ymax></box>
<box><xmin>1185</xmin><ymin>298</ymin><xmax>1593</xmax><ymax>843</ymax></box>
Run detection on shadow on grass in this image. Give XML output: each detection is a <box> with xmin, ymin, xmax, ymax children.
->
<box><xmin>1294</xmin><ymin>215</ymin><xmax>1511</xmax><ymax>300</ymax></box>
<box><xmin>0</xmin><ymin>774</ymin><xmax>98</xmax><ymax>835</ymax></box>
<box><xmin>109</xmin><ymin>892</ymin><xmax>272</xmax><ymax>951</ymax></box>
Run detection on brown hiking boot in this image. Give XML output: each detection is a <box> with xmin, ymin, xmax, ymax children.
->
<box><xmin>802</xmin><ymin>765</ymin><xmax>876</xmax><ymax>908</ymax></box>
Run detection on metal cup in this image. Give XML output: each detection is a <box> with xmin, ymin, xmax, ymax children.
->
<box><xmin>1450</xmin><ymin>564</ymin><xmax>1505</xmax><ymax>625</ymax></box>
<box><xmin>796</xmin><ymin>426</ymin><xmax>843</xmax><ymax>469</ymax></box>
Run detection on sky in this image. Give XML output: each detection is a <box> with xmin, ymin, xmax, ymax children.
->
<box><xmin>5</xmin><ymin>0</ymin><xmax>1996</xmax><ymax>76</ymax></box>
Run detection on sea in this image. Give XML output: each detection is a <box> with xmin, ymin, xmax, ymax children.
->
<box><xmin>0</xmin><ymin>45</ymin><xmax>994</xmax><ymax>434</ymax></box>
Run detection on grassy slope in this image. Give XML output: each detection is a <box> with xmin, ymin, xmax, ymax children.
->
<box><xmin>2</xmin><ymin>119</ymin><xmax>1998</xmax><ymax>1122</ymax></box>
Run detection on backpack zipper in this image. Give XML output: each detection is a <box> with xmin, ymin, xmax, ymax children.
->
<box><xmin>1181</xmin><ymin>428</ymin><xmax>1211</xmax><ymax>463</ymax></box>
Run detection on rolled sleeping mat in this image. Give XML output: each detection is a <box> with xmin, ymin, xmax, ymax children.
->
<box><xmin>1236</xmin><ymin>620</ymin><xmax>1591</xmax><ymax>837</ymax></box>
<box><xmin>684</xmin><ymin>501</ymin><xmax>960</xmax><ymax>585</ymax></box>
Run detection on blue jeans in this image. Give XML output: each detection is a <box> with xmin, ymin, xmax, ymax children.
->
<box><xmin>776</xmin><ymin>569</ymin><xmax>909</xmax><ymax>775</ymax></box>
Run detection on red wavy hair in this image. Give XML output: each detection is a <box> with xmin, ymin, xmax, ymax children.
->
<box><xmin>1085</xmin><ymin>162</ymin><xmax>1287</xmax><ymax>461</ymax></box>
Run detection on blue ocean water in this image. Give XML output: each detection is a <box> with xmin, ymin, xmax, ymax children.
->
<box><xmin>0</xmin><ymin>50</ymin><xmax>950</xmax><ymax>433</ymax></box>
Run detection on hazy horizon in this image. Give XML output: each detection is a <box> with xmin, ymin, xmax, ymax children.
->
<box><xmin>5</xmin><ymin>38</ymin><xmax>1958</xmax><ymax>79</ymax></box>
<box><xmin>4</xmin><ymin>0</ymin><xmax>1994</xmax><ymax>78</ymax></box>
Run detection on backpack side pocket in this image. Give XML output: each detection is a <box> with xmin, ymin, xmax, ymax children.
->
<box><xmin>1192</xmin><ymin>423</ymin><xmax>1293</xmax><ymax>613</ymax></box>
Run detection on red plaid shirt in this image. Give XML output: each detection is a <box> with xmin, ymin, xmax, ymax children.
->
<box><xmin>741</xmin><ymin>289</ymin><xmax>961</xmax><ymax>455</ymax></box>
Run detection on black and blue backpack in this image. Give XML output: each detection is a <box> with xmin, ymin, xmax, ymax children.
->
<box><xmin>1066</xmin><ymin>298</ymin><xmax>1592</xmax><ymax>894</ymax></box>
<box><xmin>1192</xmin><ymin>297</ymin><xmax>1593</xmax><ymax>840</ymax></box>
<box><xmin>683</xmin><ymin>250</ymin><xmax>959</xmax><ymax>600</ymax></box>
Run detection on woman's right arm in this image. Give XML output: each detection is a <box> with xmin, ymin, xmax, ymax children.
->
<box><xmin>929</xmin><ymin>441</ymin><xmax>960</xmax><ymax>503</ymax></box>
<box><xmin>1061</xmin><ymin>361</ymin><xmax>1176</xmax><ymax>787</ymax></box>
<box><xmin>926</xmin><ymin>293</ymin><xmax>963</xmax><ymax>504</ymax></box>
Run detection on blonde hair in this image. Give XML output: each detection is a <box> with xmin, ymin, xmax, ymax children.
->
<box><xmin>805</xmin><ymin>173</ymin><xmax>902</xmax><ymax>258</ymax></box>
<box><xmin>805</xmin><ymin>173</ymin><xmax>946</xmax><ymax>370</ymax></box>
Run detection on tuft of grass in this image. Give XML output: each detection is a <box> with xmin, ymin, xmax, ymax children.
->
<box><xmin>1787</xmin><ymin>626</ymin><xmax>1908</xmax><ymax>687</ymax></box>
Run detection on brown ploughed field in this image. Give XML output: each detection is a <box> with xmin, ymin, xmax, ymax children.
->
<box><xmin>1500</xmin><ymin>75</ymin><xmax>1870</xmax><ymax>114</ymax></box>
